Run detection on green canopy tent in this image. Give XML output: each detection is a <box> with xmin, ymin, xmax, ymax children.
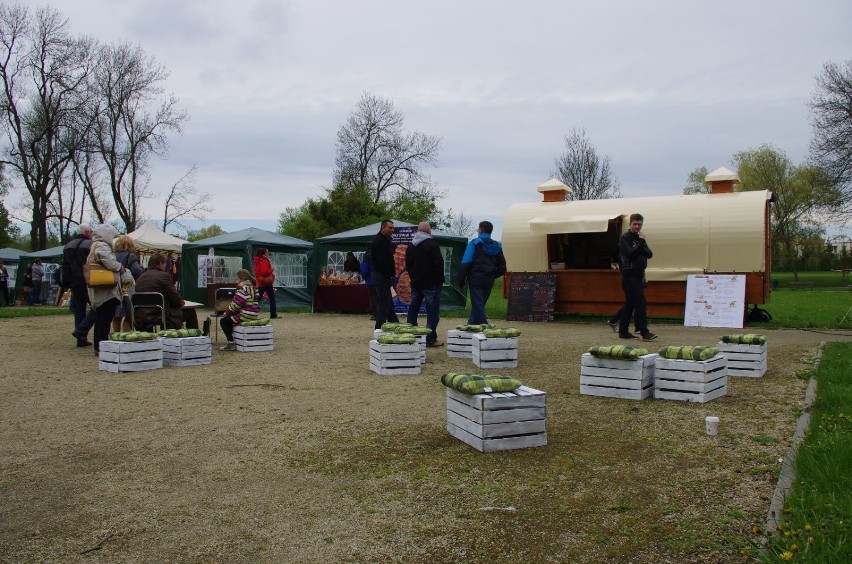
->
<box><xmin>16</xmin><ymin>245</ymin><xmax>65</xmax><ymax>304</ymax></box>
<box><xmin>179</xmin><ymin>228</ymin><xmax>313</xmax><ymax>308</ymax></box>
<box><xmin>311</xmin><ymin>221</ymin><xmax>468</xmax><ymax>310</ymax></box>
<box><xmin>0</xmin><ymin>247</ymin><xmax>26</xmax><ymax>305</ymax></box>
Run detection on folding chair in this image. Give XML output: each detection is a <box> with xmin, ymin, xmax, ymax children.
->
<box><xmin>132</xmin><ymin>292</ymin><xmax>167</xmax><ymax>332</ymax></box>
<box><xmin>208</xmin><ymin>287</ymin><xmax>236</xmax><ymax>342</ymax></box>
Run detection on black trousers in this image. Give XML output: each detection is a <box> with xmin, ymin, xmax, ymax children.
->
<box><xmin>372</xmin><ymin>272</ymin><xmax>399</xmax><ymax>329</ymax></box>
<box><xmin>619</xmin><ymin>274</ymin><xmax>648</xmax><ymax>336</ymax></box>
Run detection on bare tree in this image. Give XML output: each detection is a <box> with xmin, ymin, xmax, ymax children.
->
<box><xmin>0</xmin><ymin>4</ymin><xmax>92</xmax><ymax>250</ymax></box>
<box><xmin>446</xmin><ymin>208</ymin><xmax>475</xmax><ymax>238</ymax></box>
<box><xmin>809</xmin><ymin>60</ymin><xmax>852</xmax><ymax>220</ymax></box>
<box><xmin>552</xmin><ymin>128</ymin><xmax>621</xmax><ymax>201</ymax></box>
<box><xmin>162</xmin><ymin>164</ymin><xmax>211</xmax><ymax>232</ymax></box>
<box><xmin>334</xmin><ymin>92</ymin><xmax>442</xmax><ymax>205</ymax></box>
<box><xmin>81</xmin><ymin>40</ymin><xmax>187</xmax><ymax>232</ymax></box>
<box><xmin>682</xmin><ymin>166</ymin><xmax>710</xmax><ymax>195</ymax></box>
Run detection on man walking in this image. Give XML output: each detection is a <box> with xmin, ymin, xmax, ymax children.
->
<box><xmin>405</xmin><ymin>222</ymin><xmax>445</xmax><ymax>347</ymax></box>
<box><xmin>618</xmin><ymin>213</ymin><xmax>657</xmax><ymax>341</ymax></box>
<box><xmin>372</xmin><ymin>219</ymin><xmax>400</xmax><ymax>329</ymax></box>
<box><xmin>458</xmin><ymin>221</ymin><xmax>506</xmax><ymax>325</ymax></box>
<box><xmin>63</xmin><ymin>223</ymin><xmax>97</xmax><ymax>347</ymax></box>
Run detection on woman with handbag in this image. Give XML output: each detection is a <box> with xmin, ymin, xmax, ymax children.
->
<box><xmin>86</xmin><ymin>224</ymin><xmax>124</xmax><ymax>354</ymax></box>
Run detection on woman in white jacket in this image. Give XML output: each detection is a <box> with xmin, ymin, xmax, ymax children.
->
<box><xmin>87</xmin><ymin>224</ymin><xmax>124</xmax><ymax>353</ymax></box>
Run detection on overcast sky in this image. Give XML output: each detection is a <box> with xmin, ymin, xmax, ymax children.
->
<box><xmin>21</xmin><ymin>0</ymin><xmax>852</xmax><ymax>236</ymax></box>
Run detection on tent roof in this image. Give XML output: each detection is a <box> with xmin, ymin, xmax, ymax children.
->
<box><xmin>315</xmin><ymin>220</ymin><xmax>467</xmax><ymax>243</ymax></box>
<box><xmin>0</xmin><ymin>247</ymin><xmax>26</xmax><ymax>261</ymax></box>
<box><xmin>128</xmin><ymin>221</ymin><xmax>188</xmax><ymax>254</ymax></box>
<box><xmin>21</xmin><ymin>244</ymin><xmax>65</xmax><ymax>260</ymax></box>
<box><xmin>183</xmin><ymin>227</ymin><xmax>312</xmax><ymax>249</ymax></box>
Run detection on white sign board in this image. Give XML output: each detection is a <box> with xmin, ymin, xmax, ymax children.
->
<box><xmin>683</xmin><ymin>274</ymin><xmax>746</xmax><ymax>328</ymax></box>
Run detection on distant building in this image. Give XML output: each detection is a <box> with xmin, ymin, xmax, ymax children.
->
<box><xmin>828</xmin><ymin>236</ymin><xmax>852</xmax><ymax>255</ymax></box>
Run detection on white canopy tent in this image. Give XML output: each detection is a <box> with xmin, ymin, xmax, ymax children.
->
<box><xmin>127</xmin><ymin>221</ymin><xmax>188</xmax><ymax>255</ymax></box>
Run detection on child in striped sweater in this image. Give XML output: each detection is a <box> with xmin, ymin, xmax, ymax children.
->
<box><xmin>219</xmin><ymin>269</ymin><xmax>260</xmax><ymax>351</ymax></box>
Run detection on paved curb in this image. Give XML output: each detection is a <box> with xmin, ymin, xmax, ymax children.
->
<box><xmin>761</xmin><ymin>341</ymin><xmax>823</xmax><ymax>545</ymax></box>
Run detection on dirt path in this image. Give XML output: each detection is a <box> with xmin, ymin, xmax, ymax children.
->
<box><xmin>1</xmin><ymin>314</ymin><xmax>850</xmax><ymax>562</ymax></box>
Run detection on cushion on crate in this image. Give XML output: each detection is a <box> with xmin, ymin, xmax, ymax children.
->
<box><xmin>720</xmin><ymin>334</ymin><xmax>767</xmax><ymax>345</ymax></box>
<box><xmin>483</xmin><ymin>328</ymin><xmax>521</xmax><ymax>338</ymax></box>
<box><xmin>658</xmin><ymin>345</ymin><xmax>720</xmax><ymax>361</ymax></box>
<box><xmin>588</xmin><ymin>345</ymin><xmax>649</xmax><ymax>359</ymax></box>
<box><xmin>377</xmin><ymin>334</ymin><xmax>416</xmax><ymax>345</ymax></box>
<box><xmin>455</xmin><ymin>324</ymin><xmax>494</xmax><ymax>332</ymax></box>
<box><xmin>393</xmin><ymin>325</ymin><xmax>432</xmax><ymax>335</ymax></box>
<box><xmin>108</xmin><ymin>331</ymin><xmax>159</xmax><ymax>342</ymax></box>
<box><xmin>157</xmin><ymin>328</ymin><xmax>203</xmax><ymax>338</ymax></box>
<box><xmin>381</xmin><ymin>322</ymin><xmax>412</xmax><ymax>332</ymax></box>
<box><xmin>241</xmin><ymin>318</ymin><xmax>270</xmax><ymax>327</ymax></box>
<box><xmin>441</xmin><ymin>372</ymin><xmax>522</xmax><ymax>395</ymax></box>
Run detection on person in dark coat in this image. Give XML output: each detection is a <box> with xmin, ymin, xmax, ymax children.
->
<box><xmin>359</xmin><ymin>242</ymin><xmax>377</xmax><ymax>320</ymax></box>
<box><xmin>63</xmin><ymin>224</ymin><xmax>97</xmax><ymax>347</ymax></box>
<box><xmin>405</xmin><ymin>222</ymin><xmax>445</xmax><ymax>346</ymax></box>
<box><xmin>343</xmin><ymin>252</ymin><xmax>360</xmax><ymax>273</ymax></box>
<box><xmin>134</xmin><ymin>253</ymin><xmax>198</xmax><ymax>331</ymax></box>
<box><xmin>371</xmin><ymin>219</ymin><xmax>400</xmax><ymax>329</ymax></box>
<box><xmin>617</xmin><ymin>213</ymin><xmax>657</xmax><ymax>341</ymax></box>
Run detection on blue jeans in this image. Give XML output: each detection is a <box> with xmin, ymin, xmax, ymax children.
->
<box><xmin>29</xmin><ymin>281</ymin><xmax>42</xmax><ymax>305</ymax></box>
<box><xmin>71</xmin><ymin>285</ymin><xmax>96</xmax><ymax>337</ymax></box>
<box><xmin>406</xmin><ymin>285</ymin><xmax>441</xmax><ymax>345</ymax></box>
<box><xmin>467</xmin><ymin>283</ymin><xmax>492</xmax><ymax>324</ymax></box>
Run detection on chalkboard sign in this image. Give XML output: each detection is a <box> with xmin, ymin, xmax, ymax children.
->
<box><xmin>507</xmin><ymin>272</ymin><xmax>557</xmax><ymax>322</ymax></box>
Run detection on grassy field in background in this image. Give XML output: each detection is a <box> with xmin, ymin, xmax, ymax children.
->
<box><xmin>760</xmin><ymin>342</ymin><xmax>852</xmax><ymax>562</ymax></box>
<box><xmin>772</xmin><ymin>271</ymin><xmax>852</xmax><ymax>288</ymax></box>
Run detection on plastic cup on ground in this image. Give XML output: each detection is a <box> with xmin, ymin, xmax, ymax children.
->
<box><xmin>705</xmin><ymin>416</ymin><xmax>720</xmax><ymax>436</ymax></box>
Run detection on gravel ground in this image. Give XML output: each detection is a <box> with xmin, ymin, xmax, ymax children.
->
<box><xmin>1</xmin><ymin>313</ymin><xmax>850</xmax><ymax>563</ymax></box>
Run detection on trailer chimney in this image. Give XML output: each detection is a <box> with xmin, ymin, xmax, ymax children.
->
<box><xmin>704</xmin><ymin>166</ymin><xmax>740</xmax><ymax>194</ymax></box>
<box><xmin>537</xmin><ymin>178</ymin><xmax>573</xmax><ymax>202</ymax></box>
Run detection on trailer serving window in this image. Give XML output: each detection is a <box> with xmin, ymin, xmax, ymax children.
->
<box><xmin>529</xmin><ymin>215</ymin><xmax>624</xmax><ymax>270</ymax></box>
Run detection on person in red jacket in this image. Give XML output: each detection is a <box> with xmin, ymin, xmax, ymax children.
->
<box><xmin>253</xmin><ymin>247</ymin><xmax>277</xmax><ymax>318</ymax></box>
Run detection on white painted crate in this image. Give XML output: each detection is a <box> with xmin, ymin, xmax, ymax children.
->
<box><xmin>446</xmin><ymin>385</ymin><xmax>547</xmax><ymax>452</ymax></box>
<box><xmin>233</xmin><ymin>325</ymin><xmax>274</xmax><ymax>352</ymax></box>
<box><xmin>580</xmin><ymin>353</ymin><xmax>657</xmax><ymax>400</ymax></box>
<box><xmin>373</xmin><ymin>330</ymin><xmax>425</xmax><ymax>363</ymax></box>
<box><xmin>653</xmin><ymin>355</ymin><xmax>727</xmax><ymax>403</ymax></box>
<box><xmin>718</xmin><ymin>341</ymin><xmax>767</xmax><ymax>377</ymax></box>
<box><xmin>368</xmin><ymin>340</ymin><xmax>421</xmax><ymax>375</ymax></box>
<box><xmin>160</xmin><ymin>336</ymin><xmax>212</xmax><ymax>366</ymax></box>
<box><xmin>447</xmin><ymin>329</ymin><xmax>475</xmax><ymax>358</ymax></box>
<box><xmin>472</xmin><ymin>334</ymin><xmax>518</xmax><ymax>369</ymax></box>
<box><xmin>99</xmin><ymin>339</ymin><xmax>163</xmax><ymax>373</ymax></box>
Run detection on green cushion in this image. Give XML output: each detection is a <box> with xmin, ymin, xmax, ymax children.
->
<box><xmin>721</xmin><ymin>334</ymin><xmax>766</xmax><ymax>345</ymax></box>
<box><xmin>157</xmin><ymin>329</ymin><xmax>203</xmax><ymax>338</ymax></box>
<box><xmin>658</xmin><ymin>345</ymin><xmax>720</xmax><ymax>361</ymax></box>
<box><xmin>109</xmin><ymin>331</ymin><xmax>159</xmax><ymax>342</ymax></box>
<box><xmin>588</xmin><ymin>345</ymin><xmax>649</xmax><ymax>360</ymax></box>
<box><xmin>441</xmin><ymin>372</ymin><xmax>522</xmax><ymax>395</ymax></box>
<box><xmin>381</xmin><ymin>322</ymin><xmax>412</xmax><ymax>332</ymax></box>
<box><xmin>377</xmin><ymin>334</ymin><xmax>416</xmax><ymax>345</ymax></box>
<box><xmin>455</xmin><ymin>324</ymin><xmax>494</xmax><ymax>332</ymax></box>
<box><xmin>394</xmin><ymin>326</ymin><xmax>432</xmax><ymax>335</ymax></box>
<box><xmin>483</xmin><ymin>328</ymin><xmax>521</xmax><ymax>338</ymax></box>
<box><xmin>241</xmin><ymin>318</ymin><xmax>270</xmax><ymax>326</ymax></box>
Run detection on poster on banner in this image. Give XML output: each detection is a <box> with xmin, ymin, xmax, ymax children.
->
<box><xmin>684</xmin><ymin>274</ymin><xmax>746</xmax><ymax>328</ymax></box>
<box><xmin>390</xmin><ymin>226</ymin><xmax>425</xmax><ymax>315</ymax></box>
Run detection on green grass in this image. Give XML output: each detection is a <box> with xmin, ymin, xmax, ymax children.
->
<box><xmin>772</xmin><ymin>271</ymin><xmax>852</xmax><ymax>288</ymax></box>
<box><xmin>763</xmin><ymin>289</ymin><xmax>852</xmax><ymax>329</ymax></box>
<box><xmin>760</xmin><ymin>342</ymin><xmax>852</xmax><ymax>562</ymax></box>
<box><xmin>0</xmin><ymin>306</ymin><xmax>70</xmax><ymax>319</ymax></box>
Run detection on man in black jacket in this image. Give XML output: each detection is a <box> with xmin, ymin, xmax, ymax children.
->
<box><xmin>372</xmin><ymin>219</ymin><xmax>400</xmax><ymax>329</ymax></box>
<box><xmin>63</xmin><ymin>223</ymin><xmax>97</xmax><ymax>347</ymax></box>
<box><xmin>405</xmin><ymin>222</ymin><xmax>446</xmax><ymax>347</ymax></box>
<box><xmin>618</xmin><ymin>213</ymin><xmax>657</xmax><ymax>341</ymax></box>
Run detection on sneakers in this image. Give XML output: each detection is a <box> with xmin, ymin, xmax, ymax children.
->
<box><xmin>270</xmin><ymin>314</ymin><xmax>278</xmax><ymax>319</ymax></box>
<box><xmin>619</xmin><ymin>333</ymin><xmax>639</xmax><ymax>339</ymax></box>
<box><xmin>427</xmin><ymin>341</ymin><xmax>444</xmax><ymax>348</ymax></box>
<box><xmin>641</xmin><ymin>332</ymin><xmax>658</xmax><ymax>341</ymax></box>
<box><xmin>76</xmin><ymin>339</ymin><xmax>92</xmax><ymax>347</ymax></box>
<box><xmin>607</xmin><ymin>320</ymin><xmax>618</xmax><ymax>333</ymax></box>
<box><xmin>220</xmin><ymin>342</ymin><xmax>237</xmax><ymax>351</ymax></box>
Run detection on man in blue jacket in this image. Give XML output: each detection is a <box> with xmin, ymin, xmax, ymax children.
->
<box><xmin>458</xmin><ymin>221</ymin><xmax>507</xmax><ymax>324</ymax></box>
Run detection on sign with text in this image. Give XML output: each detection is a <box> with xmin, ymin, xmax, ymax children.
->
<box><xmin>506</xmin><ymin>272</ymin><xmax>557</xmax><ymax>322</ymax></box>
<box><xmin>683</xmin><ymin>274</ymin><xmax>746</xmax><ymax>328</ymax></box>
